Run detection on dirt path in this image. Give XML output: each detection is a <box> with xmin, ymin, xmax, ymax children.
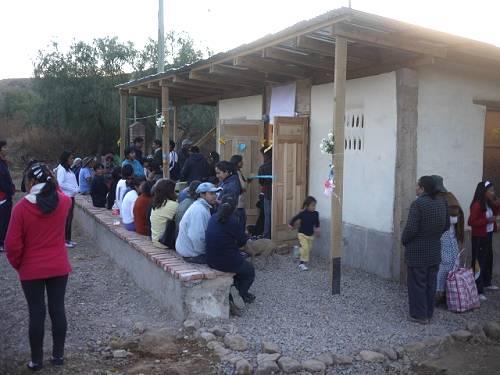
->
<box><xmin>0</xmin><ymin>224</ymin><xmax>219</xmax><ymax>375</ymax></box>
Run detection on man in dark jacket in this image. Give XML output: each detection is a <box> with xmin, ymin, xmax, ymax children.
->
<box><xmin>178</xmin><ymin>139</ymin><xmax>192</xmax><ymax>172</ymax></box>
<box><xmin>181</xmin><ymin>146</ymin><xmax>210</xmax><ymax>183</ymax></box>
<box><xmin>0</xmin><ymin>140</ymin><xmax>15</xmax><ymax>252</ymax></box>
<box><xmin>133</xmin><ymin>136</ymin><xmax>144</xmax><ymax>165</ymax></box>
<box><xmin>402</xmin><ymin>175</ymin><xmax>449</xmax><ymax>324</ymax></box>
<box><xmin>258</xmin><ymin>146</ymin><xmax>272</xmax><ymax>239</ymax></box>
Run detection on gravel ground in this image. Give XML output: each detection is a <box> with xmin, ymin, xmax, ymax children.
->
<box><xmin>0</xmin><ymin>224</ymin><xmax>172</xmax><ymax>373</ymax></box>
<box><xmin>224</xmin><ymin>252</ymin><xmax>500</xmax><ymax>372</ymax></box>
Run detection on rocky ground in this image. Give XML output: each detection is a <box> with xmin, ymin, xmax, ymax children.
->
<box><xmin>1</xmin><ymin>214</ymin><xmax>500</xmax><ymax>374</ymax></box>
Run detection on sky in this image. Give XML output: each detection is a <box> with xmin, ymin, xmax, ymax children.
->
<box><xmin>1</xmin><ymin>0</ymin><xmax>499</xmax><ymax>79</ymax></box>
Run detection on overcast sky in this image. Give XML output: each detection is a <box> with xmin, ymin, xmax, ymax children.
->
<box><xmin>1</xmin><ymin>0</ymin><xmax>499</xmax><ymax>79</ymax></box>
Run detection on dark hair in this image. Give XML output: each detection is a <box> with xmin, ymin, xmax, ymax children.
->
<box><xmin>111</xmin><ymin>166</ymin><xmax>122</xmax><ymax>181</ymax></box>
<box><xmin>206</xmin><ymin>176</ymin><xmax>219</xmax><ymax>185</ymax></box>
<box><xmin>169</xmin><ymin>140</ymin><xmax>175</xmax><ymax>148</ymax></box>
<box><xmin>121</xmin><ymin>164</ymin><xmax>134</xmax><ymax>179</ymax></box>
<box><xmin>0</xmin><ymin>140</ymin><xmax>6</xmax><ymax>150</ymax></box>
<box><xmin>127</xmin><ymin>176</ymin><xmax>143</xmax><ymax>189</ymax></box>
<box><xmin>217</xmin><ymin>195</ymin><xmax>237</xmax><ymax>224</ymax></box>
<box><xmin>140</xmin><ymin>180</ymin><xmax>155</xmax><ymax>197</ymax></box>
<box><xmin>418</xmin><ymin>176</ymin><xmax>438</xmax><ymax>199</ymax></box>
<box><xmin>302</xmin><ymin>196</ymin><xmax>317</xmax><ymax>209</ymax></box>
<box><xmin>153</xmin><ymin>139</ymin><xmax>162</xmax><ymax>147</ymax></box>
<box><xmin>133</xmin><ymin>136</ymin><xmax>144</xmax><ymax>144</ymax></box>
<box><xmin>471</xmin><ymin>181</ymin><xmax>495</xmax><ymax>211</ymax></box>
<box><xmin>191</xmin><ymin>146</ymin><xmax>200</xmax><ymax>153</ymax></box>
<box><xmin>230</xmin><ymin>155</ymin><xmax>243</xmax><ymax>168</ymax></box>
<box><xmin>93</xmin><ymin>163</ymin><xmax>104</xmax><ymax>171</ymax></box>
<box><xmin>152</xmin><ymin>179</ymin><xmax>177</xmax><ymax>209</ymax></box>
<box><xmin>21</xmin><ymin>158</ymin><xmax>39</xmax><ymax>193</ymax></box>
<box><xmin>188</xmin><ymin>180</ymin><xmax>202</xmax><ymax>199</ymax></box>
<box><xmin>25</xmin><ymin>162</ymin><xmax>59</xmax><ymax>214</ymax></box>
<box><xmin>124</xmin><ymin>147</ymin><xmax>135</xmax><ymax>158</ymax></box>
<box><xmin>209</xmin><ymin>151</ymin><xmax>220</xmax><ymax>163</ymax></box>
<box><xmin>216</xmin><ymin>161</ymin><xmax>235</xmax><ymax>176</ymax></box>
<box><xmin>59</xmin><ymin>150</ymin><xmax>73</xmax><ymax>171</ymax></box>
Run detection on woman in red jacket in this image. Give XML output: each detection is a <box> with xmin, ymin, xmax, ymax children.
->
<box><xmin>468</xmin><ymin>181</ymin><xmax>500</xmax><ymax>301</ymax></box>
<box><xmin>5</xmin><ymin>163</ymin><xmax>72</xmax><ymax>371</ymax></box>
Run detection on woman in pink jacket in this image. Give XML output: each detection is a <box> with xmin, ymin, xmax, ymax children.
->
<box><xmin>6</xmin><ymin>163</ymin><xmax>72</xmax><ymax>371</ymax></box>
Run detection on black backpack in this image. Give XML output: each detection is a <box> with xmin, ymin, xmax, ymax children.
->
<box><xmin>159</xmin><ymin>217</ymin><xmax>176</xmax><ymax>249</ymax></box>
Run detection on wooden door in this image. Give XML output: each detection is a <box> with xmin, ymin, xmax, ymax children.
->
<box><xmin>272</xmin><ymin>116</ymin><xmax>309</xmax><ymax>242</ymax></box>
<box><xmin>219</xmin><ymin>120</ymin><xmax>264</xmax><ymax>225</ymax></box>
<box><xmin>484</xmin><ymin>111</ymin><xmax>500</xmax><ymax>188</ymax></box>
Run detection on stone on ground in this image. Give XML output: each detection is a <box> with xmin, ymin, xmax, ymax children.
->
<box><xmin>261</xmin><ymin>340</ymin><xmax>280</xmax><ymax>354</ymax></box>
<box><xmin>183</xmin><ymin>318</ymin><xmax>201</xmax><ymax>333</ymax></box>
<box><xmin>136</xmin><ymin>328</ymin><xmax>177</xmax><ymax>357</ymax></box>
<box><xmin>277</xmin><ymin>356</ymin><xmax>302</xmax><ymax>373</ymax></box>
<box><xmin>314</xmin><ymin>352</ymin><xmax>334</xmax><ymax>366</ymax></box>
<box><xmin>207</xmin><ymin>341</ymin><xmax>223</xmax><ymax>350</ymax></box>
<box><xmin>483</xmin><ymin>322</ymin><xmax>500</xmax><ymax>341</ymax></box>
<box><xmin>377</xmin><ymin>347</ymin><xmax>398</xmax><ymax>361</ymax></box>
<box><xmin>225</xmin><ymin>354</ymin><xmax>244</xmax><ymax>365</ymax></box>
<box><xmin>132</xmin><ymin>322</ymin><xmax>147</xmax><ymax>334</ymax></box>
<box><xmin>224</xmin><ymin>334</ymin><xmax>249</xmax><ymax>351</ymax></box>
<box><xmin>257</xmin><ymin>353</ymin><xmax>281</xmax><ymax>364</ymax></box>
<box><xmin>199</xmin><ymin>331</ymin><xmax>217</xmax><ymax>343</ymax></box>
<box><xmin>302</xmin><ymin>359</ymin><xmax>326</xmax><ymax>373</ymax></box>
<box><xmin>208</xmin><ymin>325</ymin><xmax>227</xmax><ymax>337</ymax></box>
<box><xmin>451</xmin><ymin>330</ymin><xmax>473</xmax><ymax>342</ymax></box>
<box><xmin>235</xmin><ymin>359</ymin><xmax>253</xmax><ymax>375</ymax></box>
<box><xmin>332</xmin><ymin>354</ymin><xmax>353</xmax><ymax>365</ymax></box>
<box><xmin>112</xmin><ymin>349</ymin><xmax>130</xmax><ymax>358</ymax></box>
<box><xmin>359</xmin><ymin>350</ymin><xmax>386</xmax><ymax>362</ymax></box>
<box><xmin>255</xmin><ymin>360</ymin><xmax>280</xmax><ymax>375</ymax></box>
<box><xmin>404</xmin><ymin>341</ymin><xmax>427</xmax><ymax>353</ymax></box>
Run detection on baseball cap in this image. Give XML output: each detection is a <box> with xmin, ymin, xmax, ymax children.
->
<box><xmin>181</xmin><ymin>139</ymin><xmax>193</xmax><ymax>147</ymax></box>
<box><xmin>196</xmin><ymin>182</ymin><xmax>222</xmax><ymax>194</ymax></box>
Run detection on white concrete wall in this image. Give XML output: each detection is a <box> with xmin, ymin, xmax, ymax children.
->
<box><xmin>309</xmin><ymin>72</ymin><xmax>398</xmax><ymax>233</ymax></box>
<box><xmin>218</xmin><ymin>95</ymin><xmax>262</xmax><ymax>120</ymax></box>
<box><xmin>417</xmin><ymin>65</ymin><xmax>500</xmax><ymax>214</ymax></box>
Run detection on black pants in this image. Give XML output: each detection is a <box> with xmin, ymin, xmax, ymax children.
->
<box><xmin>21</xmin><ymin>275</ymin><xmax>69</xmax><ymax>364</ymax></box>
<box><xmin>183</xmin><ymin>254</ymin><xmax>207</xmax><ymax>264</ymax></box>
<box><xmin>407</xmin><ymin>265</ymin><xmax>438</xmax><ymax>320</ymax></box>
<box><xmin>471</xmin><ymin>233</ymin><xmax>494</xmax><ymax>294</ymax></box>
<box><xmin>233</xmin><ymin>260</ymin><xmax>255</xmax><ymax>299</ymax></box>
<box><xmin>0</xmin><ymin>199</ymin><xmax>12</xmax><ymax>247</ymax></box>
<box><xmin>65</xmin><ymin>197</ymin><xmax>75</xmax><ymax>242</ymax></box>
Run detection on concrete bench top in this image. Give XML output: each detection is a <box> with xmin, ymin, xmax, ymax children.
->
<box><xmin>74</xmin><ymin>195</ymin><xmax>232</xmax><ymax>283</ymax></box>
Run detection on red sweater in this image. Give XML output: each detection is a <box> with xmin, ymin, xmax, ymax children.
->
<box><xmin>468</xmin><ymin>201</ymin><xmax>499</xmax><ymax>237</ymax></box>
<box><xmin>5</xmin><ymin>192</ymin><xmax>72</xmax><ymax>281</ymax></box>
<box><xmin>133</xmin><ymin>195</ymin><xmax>152</xmax><ymax>236</ymax></box>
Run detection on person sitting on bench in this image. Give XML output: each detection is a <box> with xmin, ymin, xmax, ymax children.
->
<box><xmin>176</xmin><ymin>182</ymin><xmax>221</xmax><ymax>264</ymax></box>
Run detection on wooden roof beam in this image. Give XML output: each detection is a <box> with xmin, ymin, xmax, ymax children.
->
<box><xmin>189</xmin><ymin>70</ymin><xmax>262</xmax><ymax>89</ymax></box>
<box><xmin>209</xmin><ymin>64</ymin><xmax>287</xmax><ymax>84</ymax></box>
<box><xmin>332</xmin><ymin>22</ymin><xmax>447</xmax><ymax>58</ymax></box>
<box><xmin>128</xmin><ymin>88</ymin><xmax>161</xmax><ymax>98</ymax></box>
<box><xmin>233</xmin><ymin>55</ymin><xmax>309</xmax><ymax>79</ymax></box>
<box><xmin>262</xmin><ymin>47</ymin><xmax>333</xmax><ymax>71</ymax></box>
<box><xmin>173</xmin><ymin>75</ymin><xmax>241</xmax><ymax>91</ymax></box>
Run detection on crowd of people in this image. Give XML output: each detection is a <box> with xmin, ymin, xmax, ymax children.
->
<box><xmin>0</xmin><ymin>136</ymin><xmax>499</xmax><ymax>370</ymax></box>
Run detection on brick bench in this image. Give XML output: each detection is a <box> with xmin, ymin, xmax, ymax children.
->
<box><xmin>73</xmin><ymin>195</ymin><xmax>234</xmax><ymax>320</ymax></box>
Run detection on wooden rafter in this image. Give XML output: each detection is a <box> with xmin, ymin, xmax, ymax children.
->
<box><xmin>233</xmin><ymin>55</ymin><xmax>308</xmax><ymax>79</ymax></box>
<box><xmin>173</xmin><ymin>75</ymin><xmax>242</xmax><ymax>91</ymax></box>
<box><xmin>128</xmin><ymin>88</ymin><xmax>160</xmax><ymax>98</ymax></box>
<box><xmin>209</xmin><ymin>64</ymin><xmax>287</xmax><ymax>84</ymax></box>
<box><xmin>262</xmin><ymin>47</ymin><xmax>333</xmax><ymax>71</ymax></box>
<box><xmin>332</xmin><ymin>22</ymin><xmax>447</xmax><ymax>58</ymax></box>
<box><xmin>189</xmin><ymin>70</ymin><xmax>262</xmax><ymax>89</ymax></box>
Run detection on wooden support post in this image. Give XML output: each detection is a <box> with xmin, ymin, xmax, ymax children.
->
<box><xmin>331</xmin><ymin>36</ymin><xmax>347</xmax><ymax>295</ymax></box>
<box><xmin>161</xmin><ymin>85</ymin><xmax>170</xmax><ymax>178</ymax></box>
<box><xmin>119</xmin><ymin>92</ymin><xmax>128</xmax><ymax>160</ymax></box>
<box><xmin>172</xmin><ymin>105</ymin><xmax>177</xmax><ymax>145</ymax></box>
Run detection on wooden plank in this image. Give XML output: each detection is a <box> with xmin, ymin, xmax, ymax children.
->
<box><xmin>262</xmin><ymin>47</ymin><xmax>333</xmax><ymax>71</ymax></box>
<box><xmin>189</xmin><ymin>70</ymin><xmax>261</xmax><ymax>89</ymax></box>
<box><xmin>233</xmin><ymin>55</ymin><xmax>309</xmax><ymax>79</ymax></box>
<box><xmin>333</xmin><ymin>23</ymin><xmax>447</xmax><ymax>58</ymax></box>
<box><xmin>161</xmin><ymin>86</ymin><xmax>170</xmax><ymax>178</ymax></box>
<box><xmin>331</xmin><ymin>36</ymin><xmax>347</xmax><ymax>295</ymax></box>
<box><xmin>128</xmin><ymin>89</ymin><xmax>161</xmax><ymax>98</ymax></box>
<box><xmin>209</xmin><ymin>64</ymin><xmax>288</xmax><ymax>84</ymax></box>
<box><xmin>119</xmin><ymin>92</ymin><xmax>128</xmax><ymax>160</ymax></box>
<box><xmin>473</xmin><ymin>99</ymin><xmax>500</xmax><ymax>111</ymax></box>
<box><xmin>295</xmin><ymin>79</ymin><xmax>312</xmax><ymax>115</ymax></box>
<box><xmin>173</xmin><ymin>75</ymin><xmax>240</xmax><ymax>91</ymax></box>
<box><xmin>296</xmin><ymin>35</ymin><xmax>335</xmax><ymax>57</ymax></box>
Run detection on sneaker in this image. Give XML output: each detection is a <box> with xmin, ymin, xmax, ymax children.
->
<box><xmin>479</xmin><ymin>294</ymin><xmax>488</xmax><ymax>301</ymax></box>
<box><xmin>242</xmin><ymin>293</ymin><xmax>256</xmax><ymax>304</ymax></box>
<box><xmin>229</xmin><ymin>301</ymin><xmax>243</xmax><ymax>317</ymax></box>
<box><xmin>51</xmin><ymin>356</ymin><xmax>64</xmax><ymax>366</ymax></box>
<box><xmin>408</xmin><ymin>316</ymin><xmax>429</xmax><ymax>325</ymax></box>
<box><xmin>27</xmin><ymin>361</ymin><xmax>43</xmax><ymax>372</ymax></box>
<box><xmin>65</xmin><ymin>242</ymin><xmax>75</xmax><ymax>248</ymax></box>
<box><xmin>0</xmin><ymin>246</ymin><xmax>4</xmax><ymax>252</ymax></box>
<box><xmin>69</xmin><ymin>241</ymin><xmax>77</xmax><ymax>246</ymax></box>
<box><xmin>485</xmin><ymin>285</ymin><xmax>499</xmax><ymax>291</ymax></box>
<box><xmin>230</xmin><ymin>286</ymin><xmax>245</xmax><ymax>310</ymax></box>
<box><xmin>298</xmin><ymin>263</ymin><xmax>309</xmax><ymax>271</ymax></box>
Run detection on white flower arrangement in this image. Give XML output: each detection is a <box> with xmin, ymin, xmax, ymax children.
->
<box><xmin>156</xmin><ymin>115</ymin><xmax>165</xmax><ymax>128</ymax></box>
<box><xmin>320</xmin><ymin>131</ymin><xmax>335</xmax><ymax>155</ymax></box>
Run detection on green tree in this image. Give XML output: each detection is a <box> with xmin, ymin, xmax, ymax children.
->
<box><xmin>2</xmin><ymin>88</ymin><xmax>40</xmax><ymax>123</ymax></box>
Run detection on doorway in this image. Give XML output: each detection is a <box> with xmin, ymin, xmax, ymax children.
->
<box><xmin>483</xmin><ymin>110</ymin><xmax>500</xmax><ymax>187</ymax></box>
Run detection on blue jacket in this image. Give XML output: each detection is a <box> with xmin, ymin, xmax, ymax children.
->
<box><xmin>219</xmin><ymin>174</ymin><xmax>241</xmax><ymax>202</ymax></box>
<box><xmin>206</xmin><ymin>213</ymin><xmax>247</xmax><ymax>272</ymax></box>
<box><xmin>122</xmin><ymin>159</ymin><xmax>145</xmax><ymax>177</ymax></box>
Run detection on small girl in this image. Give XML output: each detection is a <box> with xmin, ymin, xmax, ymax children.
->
<box><xmin>289</xmin><ymin>196</ymin><xmax>320</xmax><ymax>271</ymax></box>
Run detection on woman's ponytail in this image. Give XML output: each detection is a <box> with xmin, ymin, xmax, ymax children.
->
<box><xmin>26</xmin><ymin>163</ymin><xmax>59</xmax><ymax>214</ymax></box>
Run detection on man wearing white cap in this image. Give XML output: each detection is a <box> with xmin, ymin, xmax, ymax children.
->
<box><xmin>176</xmin><ymin>182</ymin><xmax>221</xmax><ymax>263</ymax></box>
<box><xmin>178</xmin><ymin>138</ymin><xmax>192</xmax><ymax>172</ymax></box>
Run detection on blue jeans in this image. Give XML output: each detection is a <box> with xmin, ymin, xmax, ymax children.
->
<box><xmin>263</xmin><ymin>198</ymin><xmax>271</xmax><ymax>239</ymax></box>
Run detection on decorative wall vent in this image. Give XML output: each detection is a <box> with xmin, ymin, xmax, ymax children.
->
<box><xmin>344</xmin><ymin>109</ymin><xmax>365</xmax><ymax>152</ymax></box>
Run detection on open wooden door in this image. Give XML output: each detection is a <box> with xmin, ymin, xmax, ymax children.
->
<box><xmin>271</xmin><ymin>116</ymin><xmax>309</xmax><ymax>242</ymax></box>
<box><xmin>219</xmin><ymin>119</ymin><xmax>264</xmax><ymax>225</ymax></box>
<box><xmin>484</xmin><ymin>110</ymin><xmax>500</xmax><ymax>188</ymax></box>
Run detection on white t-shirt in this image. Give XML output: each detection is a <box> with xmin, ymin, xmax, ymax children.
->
<box><xmin>121</xmin><ymin>190</ymin><xmax>138</xmax><ymax>225</ymax></box>
<box><xmin>115</xmin><ymin>179</ymin><xmax>128</xmax><ymax>211</ymax></box>
<box><xmin>486</xmin><ymin>205</ymin><xmax>494</xmax><ymax>233</ymax></box>
<box><xmin>56</xmin><ymin>165</ymin><xmax>79</xmax><ymax>197</ymax></box>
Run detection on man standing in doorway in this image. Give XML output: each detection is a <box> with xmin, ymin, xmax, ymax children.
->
<box><xmin>258</xmin><ymin>146</ymin><xmax>272</xmax><ymax>239</ymax></box>
<box><xmin>178</xmin><ymin>139</ymin><xmax>192</xmax><ymax>172</ymax></box>
<box><xmin>152</xmin><ymin>139</ymin><xmax>163</xmax><ymax>168</ymax></box>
